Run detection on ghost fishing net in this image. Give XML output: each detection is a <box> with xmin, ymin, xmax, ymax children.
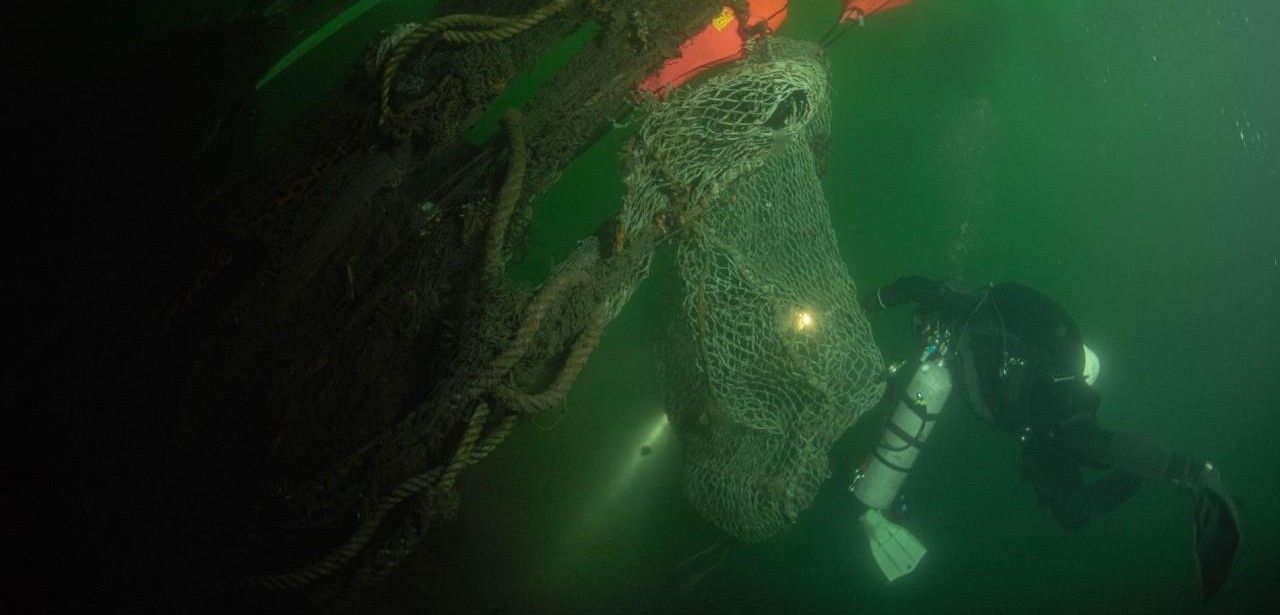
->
<box><xmin>634</xmin><ymin>37</ymin><xmax>886</xmax><ymax>542</ymax></box>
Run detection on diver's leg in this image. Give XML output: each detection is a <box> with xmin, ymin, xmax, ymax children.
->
<box><xmin>1104</xmin><ymin>432</ymin><xmax>1174</xmax><ymax>480</ymax></box>
<box><xmin>1104</xmin><ymin>432</ymin><xmax>1214</xmax><ymax>487</ymax></box>
<box><xmin>1053</xmin><ymin>415</ymin><xmax>1201</xmax><ymax>486</ymax></box>
<box><xmin>1048</xmin><ymin>414</ymin><xmax>1112</xmax><ymax>469</ymax></box>
<box><xmin>1049</xmin><ymin>416</ymin><xmax>1144</xmax><ymax>513</ymax></box>
<box><xmin>1081</xmin><ymin>469</ymin><xmax>1144</xmax><ymax>513</ymax></box>
<box><xmin>1094</xmin><ymin>431</ymin><xmax>1240</xmax><ymax>600</ymax></box>
<box><xmin>1021</xmin><ymin>440</ymin><xmax>1096</xmax><ymax>530</ymax></box>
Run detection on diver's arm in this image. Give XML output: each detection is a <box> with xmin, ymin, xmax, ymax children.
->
<box><xmin>859</xmin><ymin>276</ymin><xmax>944</xmax><ymax>313</ymax></box>
<box><xmin>860</xmin><ymin>275</ymin><xmax>985</xmax><ymax>315</ymax></box>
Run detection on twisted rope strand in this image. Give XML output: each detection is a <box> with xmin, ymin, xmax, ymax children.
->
<box><xmin>469</xmin><ymin>413</ymin><xmax>519</xmax><ymax>465</ymax></box>
<box><xmin>472</xmin><ymin>268</ymin><xmax>593</xmax><ymax>396</ymax></box>
<box><xmin>210</xmin><ymin>403</ymin><xmax>492</xmax><ymax>593</ymax></box>
<box><xmin>380</xmin><ymin>0</ymin><xmax>574</xmax><ymax>124</ymax></box>
<box><xmin>210</xmin><ymin>467</ymin><xmax>443</xmax><ymax>593</ymax></box>
<box><xmin>484</xmin><ymin>109</ymin><xmax>527</xmax><ymax>284</ymax></box>
<box><xmin>496</xmin><ymin>302</ymin><xmax>607</xmax><ymax>414</ymax></box>
<box><xmin>343</xmin><ymin>401</ymin><xmax>491</xmax><ymax>594</ymax></box>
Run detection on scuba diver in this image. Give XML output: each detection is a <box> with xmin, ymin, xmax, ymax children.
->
<box><xmin>848</xmin><ymin>276</ymin><xmax>1240</xmax><ymax>601</ymax></box>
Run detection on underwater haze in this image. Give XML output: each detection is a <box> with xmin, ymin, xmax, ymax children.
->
<box><xmin>35</xmin><ymin>0</ymin><xmax>1279</xmax><ymax>612</ymax></box>
<box><xmin>438</xmin><ymin>2</ymin><xmax>1280</xmax><ymax>613</ymax></box>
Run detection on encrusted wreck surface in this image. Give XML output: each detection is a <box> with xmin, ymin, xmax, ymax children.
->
<box><xmin>18</xmin><ymin>1</ymin><xmax>725</xmax><ymax>611</ymax></box>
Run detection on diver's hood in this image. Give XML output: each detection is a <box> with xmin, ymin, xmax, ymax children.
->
<box><xmin>1082</xmin><ymin>344</ymin><xmax>1100</xmax><ymax>386</ymax></box>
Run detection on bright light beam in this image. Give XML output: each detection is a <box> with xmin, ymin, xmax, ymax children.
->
<box><xmin>602</xmin><ymin>412</ymin><xmax>671</xmax><ymax>503</ymax></box>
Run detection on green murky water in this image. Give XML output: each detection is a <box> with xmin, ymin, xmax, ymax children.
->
<box><xmin>446</xmin><ymin>3</ymin><xmax>1279</xmax><ymax>612</ymax></box>
<box><xmin>69</xmin><ymin>1</ymin><xmax>1280</xmax><ymax>612</ymax></box>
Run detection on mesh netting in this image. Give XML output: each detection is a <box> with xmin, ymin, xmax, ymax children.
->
<box><xmin>625</xmin><ymin>38</ymin><xmax>885</xmax><ymax>541</ymax></box>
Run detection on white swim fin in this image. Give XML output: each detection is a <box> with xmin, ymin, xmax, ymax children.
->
<box><xmin>859</xmin><ymin>508</ymin><xmax>926</xmax><ymax>582</ymax></box>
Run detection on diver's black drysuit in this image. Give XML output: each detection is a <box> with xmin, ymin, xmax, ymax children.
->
<box><xmin>861</xmin><ymin>276</ymin><xmax>1240</xmax><ymax>600</ymax></box>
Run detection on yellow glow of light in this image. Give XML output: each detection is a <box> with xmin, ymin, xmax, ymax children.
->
<box><xmin>793</xmin><ymin>309</ymin><xmax>816</xmax><ymax>332</ymax></box>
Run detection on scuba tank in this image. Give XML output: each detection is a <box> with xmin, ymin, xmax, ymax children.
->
<box><xmin>852</xmin><ymin>356</ymin><xmax>953</xmax><ymax>510</ymax></box>
<box><xmin>850</xmin><ymin>325</ymin><xmax>954</xmax><ymax>582</ymax></box>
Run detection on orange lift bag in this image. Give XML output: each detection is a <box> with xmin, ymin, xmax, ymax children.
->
<box><xmin>636</xmin><ymin>0</ymin><xmax>789</xmax><ymax>98</ymax></box>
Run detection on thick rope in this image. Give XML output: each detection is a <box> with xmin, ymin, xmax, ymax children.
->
<box><xmin>272</xmin><ymin>269</ymin><xmax>592</xmax><ymax>581</ymax></box>
<box><xmin>334</xmin><ymin>264</ymin><xmax>607</xmax><ymax>592</ymax></box>
<box><xmin>472</xmin><ymin>268</ymin><xmax>594</xmax><ymax>396</ymax></box>
<box><xmin>434</xmin><ymin>401</ymin><xmax>491</xmax><ymax>493</ymax></box>
<box><xmin>495</xmin><ymin>302</ymin><xmax>607</xmax><ymax>414</ymax></box>
<box><xmin>484</xmin><ymin>109</ymin><xmax>527</xmax><ymax>284</ymax></box>
<box><xmin>469</xmin><ymin>413</ymin><xmax>519</xmax><ymax>464</ymax></box>
<box><xmin>209</xmin><ymin>468</ymin><xmax>443</xmax><ymax>593</ymax></box>
<box><xmin>343</xmin><ymin>401</ymin><xmax>492</xmax><ymax>595</ymax></box>
<box><xmin>211</xmin><ymin>244</ymin><xmax>611</xmax><ymax>597</ymax></box>
<box><xmin>342</xmin><ymin>295</ymin><xmax>603</xmax><ymax>592</ymax></box>
<box><xmin>210</xmin><ymin>96</ymin><xmax>594</xmax><ymax>595</ymax></box>
<box><xmin>210</xmin><ymin>404</ymin><xmax>492</xmax><ymax>594</ymax></box>
<box><xmin>342</xmin><ymin>290</ymin><xmax>604</xmax><ymax>592</ymax></box>
<box><xmin>379</xmin><ymin>0</ymin><xmax>574</xmax><ymax>125</ymax></box>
